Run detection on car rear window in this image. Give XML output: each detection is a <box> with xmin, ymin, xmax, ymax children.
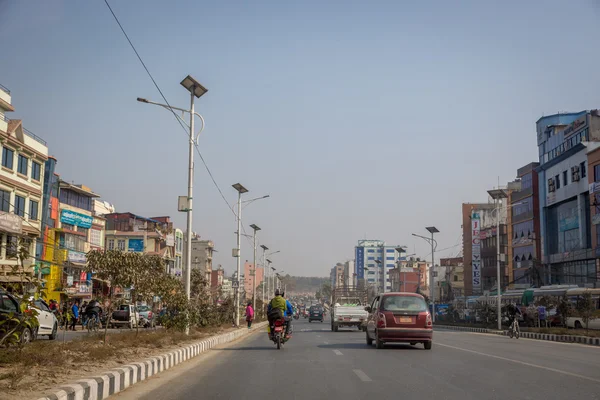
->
<box><xmin>138</xmin><ymin>306</ymin><xmax>150</xmax><ymax>312</ymax></box>
<box><xmin>381</xmin><ymin>296</ymin><xmax>427</xmax><ymax>312</ymax></box>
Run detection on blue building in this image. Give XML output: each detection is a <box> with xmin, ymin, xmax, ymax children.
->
<box><xmin>355</xmin><ymin>239</ymin><xmax>405</xmax><ymax>294</ymax></box>
<box><xmin>536</xmin><ymin>110</ymin><xmax>600</xmax><ymax>286</ymax></box>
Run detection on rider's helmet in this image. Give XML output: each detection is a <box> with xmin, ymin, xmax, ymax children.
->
<box><xmin>275</xmin><ymin>288</ymin><xmax>281</xmax><ymax>296</ymax></box>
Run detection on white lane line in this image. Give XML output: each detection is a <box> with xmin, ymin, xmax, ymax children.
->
<box><xmin>353</xmin><ymin>369</ymin><xmax>372</xmax><ymax>382</ymax></box>
<box><xmin>437</xmin><ymin>343</ymin><xmax>600</xmax><ymax>384</ymax></box>
<box><xmin>323</xmin><ymin>341</ymin><xmax>329</xmax><ymax>345</ymax></box>
<box><xmin>333</xmin><ymin>350</ymin><xmax>343</xmax><ymax>356</ymax></box>
<box><xmin>316</xmin><ymin>335</ymin><xmax>321</xmax><ymax>338</ymax></box>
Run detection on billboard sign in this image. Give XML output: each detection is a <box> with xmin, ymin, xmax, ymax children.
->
<box><xmin>356</xmin><ymin>246</ymin><xmax>365</xmax><ymax>279</ymax></box>
<box><xmin>0</xmin><ymin>211</ymin><xmax>22</xmax><ymax>234</ymax></box>
<box><xmin>61</xmin><ymin>210</ymin><xmax>93</xmax><ymax>229</ymax></box>
<box><xmin>128</xmin><ymin>239</ymin><xmax>144</xmax><ymax>252</ymax></box>
<box><xmin>471</xmin><ymin>211</ymin><xmax>482</xmax><ymax>293</ymax></box>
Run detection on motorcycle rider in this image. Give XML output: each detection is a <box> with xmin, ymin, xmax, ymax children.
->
<box><xmin>84</xmin><ymin>299</ymin><xmax>102</xmax><ymax>327</ymax></box>
<box><xmin>506</xmin><ymin>303</ymin><xmax>521</xmax><ymax>334</ymax></box>
<box><xmin>280</xmin><ymin>290</ymin><xmax>294</xmax><ymax>338</ymax></box>
<box><xmin>267</xmin><ymin>289</ymin><xmax>287</xmax><ymax>337</ymax></box>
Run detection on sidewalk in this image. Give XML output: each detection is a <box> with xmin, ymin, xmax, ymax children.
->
<box><xmin>435</xmin><ymin>324</ymin><xmax>600</xmax><ymax>346</ymax></box>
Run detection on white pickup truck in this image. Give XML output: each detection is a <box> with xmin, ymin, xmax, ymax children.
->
<box><xmin>330</xmin><ymin>289</ymin><xmax>369</xmax><ymax>332</ymax></box>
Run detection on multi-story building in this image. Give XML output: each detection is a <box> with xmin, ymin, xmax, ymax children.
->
<box><xmin>587</xmin><ymin>143</ymin><xmax>600</xmax><ymax>269</ymax></box>
<box><xmin>355</xmin><ymin>239</ymin><xmax>404</xmax><ymax>294</ymax></box>
<box><xmin>330</xmin><ymin>262</ymin><xmax>344</xmax><ymax>289</ymax></box>
<box><xmin>438</xmin><ymin>257</ymin><xmax>464</xmax><ymax>300</ymax></box>
<box><xmin>510</xmin><ymin>162</ymin><xmax>542</xmax><ymax>286</ymax></box>
<box><xmin>389</xmin><ymin>257</ymin><xmax>428</xmax><ymax>293</ymax></box>
<box><xmin>344</xmin><ymin>260</ymin><xmax>354</xmax><ymax>288</ymax></box>
<box><xmin>243</xmin><ymin>261</ymin><xmax>263</xmax><ymax>301</ymax></box>
<box><xmin>462</xmin><ymin>203</ymin><xmax>496</xmax><ymax>296</ymax></box>
<box><xmin>0</xmin><ymin>83</ymin><xmax>48</xmax><ymax>284</ymax></box>
<box><xmin>536</xmin><ymin>110</ymin><xmax>600</xmax><ymax>286</ymax></box>
<box><xmin>174</xmin><ymin>228</ymin><xmax>183</xmax><ymax>278</ymax></box>
<box><xmin>55</xmin><ymin>181</ymin><xmax>101</xmax><ymax>302</ymax></box>
<box><xmin>104</xmin><ymin>213</ymin><xmax>174</xmax><ymax>274</ymax></box>
<box><xmin>189</xmin><ymin>237</ymin><xmax>214</xmax><ymax>282</ymax></box>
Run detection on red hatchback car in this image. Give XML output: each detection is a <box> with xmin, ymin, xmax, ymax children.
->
<box><xmin>365</xmin><ymin>293</ymin><xmax>433</xmax><ymax>350</ymax></box>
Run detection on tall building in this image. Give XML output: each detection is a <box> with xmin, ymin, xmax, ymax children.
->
<box><xmin>438</xmin><ymin>257</ymin><xmax>464</xmax><ymax>300</ymax></box>
<box><xmin>243</xmin><ymin>261</ymin><xmax>263</xmax><ymax>300</ymax></box>
<box><xmin>510</xmin><ymin>162</ymin><xmax>542</xmax><ymax>286</ymax></box>
<box><xmin>389</xmin><ymin>257</ymin><xmax>428</xmax><ymax>293</ymax></box>
<box><xmin>0</xmin><ymin>83</ymin><xmax>48</xmax><ymax>284</ymax></box>
<box><xmin>174</xmin><ymin>228</ymin><xmax>183</xmax><ymax>278</ymax></box>
<box><xmin>189</xmin><ymin>237</ymin><xmax>214</xmax><ymax>282</ymax></box>
<box><xmin>355</xmin><ymin>239</ymin><xmax>404</xmax><ymax>294</ymax></box>
<box><xmin>587</xmin><ymin>143</ymin><xmax>600</xmax><ymax>270</ymax></box>
<box><xmin>536</xmin><ymin>110</ymin><xmax>600</xmax><ymax>286</ymax></box>
<box><xmin>344</xmin><ymin>260</ymin><xmax>354</xmax><ymax>288</ymax></box>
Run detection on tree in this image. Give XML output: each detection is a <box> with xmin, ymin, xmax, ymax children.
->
<box><xmin>321</xmin><ymin>282</ymin><xmax>332</xmax><ymax>302</ymax></box>
<box><xmin>576</xmin><ymin>292</ymin><xmax>596</xmax><ymax>335</ymax></box>
<box><xmin>556</xmin><ymin>296</ymin><xmax>574</xmax><ymax>328</ymax></box>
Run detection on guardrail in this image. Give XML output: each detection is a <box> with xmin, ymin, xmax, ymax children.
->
<box><xmin>23</xmin><ymin>127</ymin><xmax>47</xmax><ymax>146</ymax></box>
<box><xmin>0</xmin><ymin>83</ymin><xmax>10</xmax><ymax>95</ymax></box>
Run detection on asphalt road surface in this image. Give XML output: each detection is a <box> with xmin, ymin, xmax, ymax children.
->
<box><xmin>115</xmin><ymin>318</ymin><xmax>600</xmax><ymax>400</ymax></box>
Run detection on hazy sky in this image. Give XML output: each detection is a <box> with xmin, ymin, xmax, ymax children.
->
<box><xmin>2</xmin><ymin>0</ymin><xmax>600</xmax><ymax>277</ymax></box>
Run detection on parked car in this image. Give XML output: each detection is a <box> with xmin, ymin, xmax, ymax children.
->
<box><xmin>31</xmin><ymin>298</ymin><xmax>58</xmax><ymax>340</ymax></box>
<box><xmin>365</xmin><ymin>292</ymin><xmax>433</xmax><ymax>350</ymax></box>
<box><xmin>0</xmin><ymin>290</ymin><xmax>38</xmax><ymax>344</ymax></box>
<box><xmin>110</xmin><ymin>304</ymin><xmax>139</xmax><ymax>329</ymax></box>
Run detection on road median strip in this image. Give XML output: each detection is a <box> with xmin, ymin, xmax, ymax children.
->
<box><xmin>435</xmin><ymin>324</ymin><xmax>600</xmax><ymax>346</ymax></box>
<box><xmin>36</xmin><ymin>322</ymin><xmax>268</xmax><ymax>400</ymax></box>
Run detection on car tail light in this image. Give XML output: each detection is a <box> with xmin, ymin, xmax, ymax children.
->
<box><xmin>377</xmin><ymin>312</ymin><xmax>386</xmax><ymax>328</ymax></box>
<box><xmin>425</xmin><ymin>312</ymin><xmax>432</xmax><ymax>327</ymax></box>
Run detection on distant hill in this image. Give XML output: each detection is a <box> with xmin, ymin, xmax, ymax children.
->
<box><xmin>284</xmin><ymin>276</ymin><xmax>328</xmax><ymax>293</ymax></box>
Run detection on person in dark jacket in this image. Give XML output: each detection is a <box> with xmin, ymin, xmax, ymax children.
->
<box><xmin>70</xmin><ymin>301</ymin><xmax>79</xmax><ymax>331</ymax></box>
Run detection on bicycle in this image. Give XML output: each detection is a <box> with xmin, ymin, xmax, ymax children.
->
<box><xmin>508</xmin><ymin>317</ymin><xmax>520</xmax><ymax>339</ymax></box>
<box><xmin>86</xmin><ymin>314</ymin><xmax>100</xmax><ymax>333</ymax></box>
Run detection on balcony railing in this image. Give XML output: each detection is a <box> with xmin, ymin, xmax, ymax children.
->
<box><xmin>0</xmin><ymin>114</ymin><xmax>9</xmax><ymax>123</ymax></box>
<box><xmin>23</xmin><ymin>127</ymin><xmax>47</xmax><ymax>146</ymax></box>
<box><xmin>0</xmin><ymin>83</ymin><xmax>10</xmax><ymax>95</ymax></box>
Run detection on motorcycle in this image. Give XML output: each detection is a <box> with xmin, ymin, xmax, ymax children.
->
<box><xmin>293</xmin><ymin>313</ymin><xmax>299</xmax><ymax>320</ymax></box>
<box><xmin>270</xmin><ymin>318</ymin><xmax>290</xmax><ymax>349</ymax></box>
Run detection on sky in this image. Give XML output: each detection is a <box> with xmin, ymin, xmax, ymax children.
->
<box><xmin>1</xmin><ymin>0</ymin><xmax>600</xmax><ymax>277</ymax></box>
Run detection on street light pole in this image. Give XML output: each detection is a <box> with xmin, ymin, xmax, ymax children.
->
<box><xmin>250</xmin><ymin>224</ymin><xmax>261</xmax><ymax>312</ymax></box>
<box><xmin>413</xmin><ymin>227</ymin><xmax>439</xmax><ymax>323</ymax></box>
<box><xmin>232</xmin><ymin>183</ymin><xmax>248</xmax><ymax>328</ymax></box>
<box><xmin>137</xmin><ymin>75</ymin><xmax>208</xmax><ymax>336</ymax></box>
<box><xmin>260</xmin><ymin>245</ymin><xmax>268</xmax><ymax>315</ymax></box>
<box><xmin>488</xmin><ymin>188</ymin><xmax>509</xmax><ymax>331</ymax></box>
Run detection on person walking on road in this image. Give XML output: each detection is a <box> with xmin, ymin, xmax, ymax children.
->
<box><xmin>245</xmin><ymin>302</ymin><xmax>254</xmax><ymax>329</ymax></box>
<box><xmin>70</xmin><ymin>301</ymin><xmax>79</xmax><ymax>331</ymax></box>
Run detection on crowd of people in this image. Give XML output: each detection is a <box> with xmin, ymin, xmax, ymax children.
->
<box><xmin>47</xmin><ymin>299</ymin><xmax>104</xmax><ymax>330</ymax></box>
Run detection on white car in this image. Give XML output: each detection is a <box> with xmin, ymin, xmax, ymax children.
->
<box><xmin>31</xmin><ymin>298</ymin><xmax>58</xmax><ymax>340</ymax></box>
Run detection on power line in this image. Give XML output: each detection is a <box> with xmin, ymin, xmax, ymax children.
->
<box><xmin>103</xmin><ymin>0</ymin><xmax>236</xmax><ymax>220</ymax></box>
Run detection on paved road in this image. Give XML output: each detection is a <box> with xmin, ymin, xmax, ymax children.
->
<box><xmin>116</xmin><ymin>318</ymin><xmax>600</xmax><ymax>400</ymax></box>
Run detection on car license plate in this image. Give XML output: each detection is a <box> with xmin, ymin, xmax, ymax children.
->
<box><xmin>344</xmin><ymin>317</ymin><xmax>351</xmax><ymax>320</ymax></box>
<box><xmin>399</xmin><ymin>317</ymin><xmax>412</xmax><ymax>323</ymax></box>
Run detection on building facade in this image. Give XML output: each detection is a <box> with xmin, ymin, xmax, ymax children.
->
<box><xmin>174</xmin><ymin>228</ymin><xmax>183</xmax><ymax>278</ymax></box>
<box><xmin>438</xmin><ymin>257</ymin><xmax>464</xmax><ymax>301</ymax></box>
<box><xmin>330</xmin><ymin>262</ymin><xmax>344</xmax><ymax>289</ymax></box>
<box><xmin>510</xmin><ymin>162</ymin><xmax>542</xmax><ymax>286</ymax></box>
<box><xmin>389</xmin><ymin>257</ymin><xmax>428</xmax><ymax>293</ymax></box>
<box><xmin>536</xmin><ymin>110</ymin><xmax>600</xmax><ymax>286</ymax></box>
<box><xmin>189</xmin><ymin>237</ymin><xmax>214</xmax><ymax>282</ymax></box>
<box><xmin>243</xmin><ymin>261</ymin><xmax>264</xmax><ymax>301</ymax></box>
<box><xmin>355</xmin><ymin>239</ymin><xmax>404</xmax><ymax>294</ymax></box>
<box><xmin>0</xmin><ymin>83</ymin><xmax>48</xmax><ymax>285</ymax></box>
<box><xmin>462</xmin><ymin>203</ymin><xmax>496</xmax><ymax>296</ymax></box>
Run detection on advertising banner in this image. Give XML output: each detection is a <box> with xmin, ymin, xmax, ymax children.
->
<box><xmin>471</xmin><ymin>211</ymin><xmax>482</xmax><ymax>293</ymax></box>
<box><xmin>128</xmin><ymin>239</ymin><xmax>144</xmax><ymax>252</ymax></box>
<box><xmin>61</xmin><ymin>210</ymin><xmax>93</xmax><ymax>229</ymax></box>
<box><xmin>356</xmin><ymin>247</ymin><xmax>365</xmax><ymax>279</ymax></box>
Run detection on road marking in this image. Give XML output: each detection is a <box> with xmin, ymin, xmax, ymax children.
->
<box><xmin>333</xmin><ymin>350</ymin><xmax>343</xmax><ymax>355</ymax></box>
<box><xmin>316</xmin><ymin>335</ymin><xmax>321</xmax><ymax>338</ymax></box>
<box><xmin>437</xmin><ymin>343</ymin><xmax>600</xmax><ymax>384</ymax></box>
<box><xmin>323</xmin><ymin>341</ymin><xmax>329</xmax><ymax>345</ymax></box>
<box><xmin>353</xmin><ymin>369</ymin><xmax>372</xmax><ymax>382</ymax></box>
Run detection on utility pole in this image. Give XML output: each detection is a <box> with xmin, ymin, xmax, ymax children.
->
<box><xmin>232</xmin><ymin>183</ymin><xmax>248</xmax><ymax>328</ymax></box>
<box><xmin>260</xmin><ymin>245</ymin><xmax>268</xmax><ymax>315</ymax></box>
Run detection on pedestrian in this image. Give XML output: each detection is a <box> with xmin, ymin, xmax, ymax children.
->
<box><xmin>245</xmin><ymin>301</ymin><xmax>254</xmax><ymax>329</ymax></box>
<box><xmin>70</xmin><ymin>301</ymin><xmax>79</xmax><ymax>331</ymax></box>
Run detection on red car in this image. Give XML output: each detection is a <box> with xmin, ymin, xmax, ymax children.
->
<box><xmin>365</xmin><ymin>292</ymin><xmax>433</xmax><ymax>350</ymax></box>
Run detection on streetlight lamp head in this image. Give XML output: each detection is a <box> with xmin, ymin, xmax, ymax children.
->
<box><xmin>260</xmin><ymin>245</ymin><xmax>269</xmax><ymax>251</ymax></box>
<box><xmin>136</xmin><ymin>97</ymin><xmax>149</xmax><ymax>103</ymax></box>
<box><xmin>232</xmin><ymin>183</ymin><xmax>248</xmax><ymax>194</ymax></box>
<box><xmin>426</xmin><ymin>226</ymin><xmax>440</xmax><ymax>234</ymax></box>
<box><xmin>250</xmin><ymin>223</ymin><xmax>261</xmax><ymax>231</ymax></box>
<box><xmin>395</xmin><ymin>246</ymin><xmax>407</xmax><ymax>253</ymax></box>
<box><xmin>180</xmin><ymin>75</ymin><xmax>208</xmax><ymax>98</ymax></box>
<box><xmin>266</xmin><ymin>259</ymin><xmax>272</xmax><ymax>264</ymax></box>
<box><xmin>487</xmin><ymin>188</ymin><xmax>508</xmax><ymax>200</ymax></box>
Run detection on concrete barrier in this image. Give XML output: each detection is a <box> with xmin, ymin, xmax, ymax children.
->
<box><xmin>37</xmin><ymin>322</ymin><xmax>268</xmax><ymax>400</ymax></box>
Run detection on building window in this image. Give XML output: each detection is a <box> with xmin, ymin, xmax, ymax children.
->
<box><xmin>107</xmin><ymin>239</ymin><xmax>114</xmax><ymax>250</ymax></box>
<box><xmin>386</xmin><ymin>257</ymin><xmax>394</xmax><ymax>260</ymax></box>
<box><xmin>117</xmin><ymin>239</ymin><xmax>126</xmax><ymax>251</ymax></box>
<box><xmin>90</xmin><ymin>229</ymin><xmax>102</xmax><ymax>247</ymax></box>
<box><xmin>29</xmin><ymin>200</ymin><xmax>38</xmax><ymax>221</ymax></box>
<box><xmin>595</xmin><ymin>165</ymin><xmax>600</xmax><ymax>183</ymax></box>
<box><xmin>367</xmin><ymin>249</ymin><xmax>374</xmax><ymax>253</ymax></box>
<box><xmin>64</xmin><ymin>233</ymin><xmax>85</xmax><ymax>252</ymax></box>
<box><xmin>6</xmin><ymin>236</ymin><xmax>17</xmax><ymax>258</ymax></box>
<box><xmin>59</xmin><ymin>189</ymin><xmax>92</xmax><ymax>211</ymax></box>
<box><xmin>555</xmin><ymin>175</ymin><xmax>560</xmax><ymax>189</ymax></box>
<box><xmin>14</xmin><ymin>195</ymin><xmax>25</xmax><ymax>217</ymax></box>
<box><xmin>78</xmin><ymin>227</ymin><xmax>89</xmax><ymax>237</ymax></box>
<box><xmin>62</xmin><ymin>222</ymin><xmax>75</xmax><ymax>231</ymax></box>
<box><xmin>31</xmin><ymin>162</ymin><xmax>41</xmax><ymax>181</ymax></box>
<box><xmin>367</xmin><ymin>257</ymin><xmax>374</xmax><ymax>260</ymax></box>
<box><xmin>0</xmin><ymin>189</ymin><xmax>10</xmax><ymax>212</ymax></box>
<box><xmin>17</xmin><ymin>155</ymin><xmax>28</xmax><ymax>176</ymax></box>
<box><xmin>563</xmin><ymin>171</ymin><xmax>568</xmax><ymax>186</ymax></box>
<box><xmin>386</xmin><ymin>249</ymin><xmax>395</xmax><ymax>253</ymax></box>
<box><xmin>581</xmin><ymin>162</ymin><xmax>587</xmax><ymax>178</ymax></box>
<box><xmin>2</xmin><ymin>147</ymin><xmax>14</xmax><ymax>170</ymax></box>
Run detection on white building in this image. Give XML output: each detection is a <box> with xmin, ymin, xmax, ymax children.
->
<box><xmin>355</xmin><ymin>239</ymin><xmax>406</xmax><ymax>294</ymax></box>
<box><xmin>0</xmin><ymin>83</ymin><xmax>48</xmax><ymax>283</ymax></box>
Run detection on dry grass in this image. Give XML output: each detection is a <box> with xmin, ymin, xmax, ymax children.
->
<box><xmin>0</xmin><ymin>324</ymin><xmax>239</xmax><ymax>399</ymax></box>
